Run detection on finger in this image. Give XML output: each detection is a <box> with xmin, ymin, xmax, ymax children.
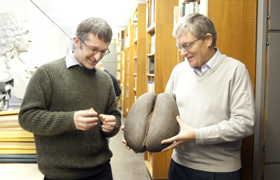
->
<box><xmin>161</xmin><ymin>142</ymin><xmax>179</xmax><ymax>153</ymax></box>
<box><xmin>103</xmin><ymin>116</ymin><xmax>116</xmax><ymax>123</ymax></box>
<box><xmin>126</xmin><ymin>145</ymin><xmax>131</xmax><ymax>150</ymax></box>
<box><xmin>84</xmin><ymin>117</ymin><xmax>99</xmax><ymax>124</ymax></box>
<box><xmin>84</xmin><ymin>110</ymin><xmax>98</xmax><ymax>117</ymax></box>
<box><xmin>122</xmin><ymin>138</ymin><xmax>127</xmax><ymax>144</ymax></box>
<box><xmin>176</xmin><ymin>116</ymin><xmax>184</xmax><ymax>126</ymax></box>
<box><xmin>102</xmin><ymin>125</ymin><xmax>114</xmax><ymax>132</ymax></box>
<box><xmin>121</xmin><ymin>126</ymin><xmax>125</xmax><ymax>130</ymax></box>
<box><xmin>78</xmin><ymin>122</ymin><xmax>98</xmax><ymax>131</ymax></box>
<box><xmin>102</xmin><ymin>121</ymin><xmax>116</xmax><ymax>127</ymax></box>
<box><xmin>161</xmin><ymin>135</ymin><xmax>179</xmax><ymax>144</ymax></box>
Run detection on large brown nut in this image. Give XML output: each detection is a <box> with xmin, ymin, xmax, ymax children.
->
<box><xmin>124</xmin><ymin>92</ymin><xmax>180</xmax><ymax>152</ymax></box>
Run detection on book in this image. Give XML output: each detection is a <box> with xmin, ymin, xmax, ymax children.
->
<box><xmin>151</xmin><ymin>34</ymin><xmax>156</xmax><ymax>54</ymax></box>
<box><xmin>148</xmin><ymin>58</ymin><xmax>154</xmax><ymax>74</ymax></box>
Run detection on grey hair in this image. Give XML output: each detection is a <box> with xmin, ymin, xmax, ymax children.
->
<box><xmin>173</xmin><ymin>13</ymin><xmax>217</xmax><ymax>47</ymax></box>
<box><xmin>76</xmin><ymin>17</ymin><xmax>112</xmax><ymax>43</ymax></box>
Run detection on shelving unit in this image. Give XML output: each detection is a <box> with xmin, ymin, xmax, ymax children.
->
<box><xmin>133</xmin><ymin>4</ymin><xmax>147</xmax><ymax>101</ymax></box>
<box><xmin>0</xmin><ymin>111</ymin><xmax>37</xmax><ymax>162</ymax></box>
<box><xmin>144</xmin><ymin>0</ymin><xmax>179</xmax><ymax>179</ymax></box>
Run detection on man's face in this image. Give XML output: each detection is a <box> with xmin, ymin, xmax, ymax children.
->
<box><xmin>73</xmin><ymin>34</ymin><xmax>110</xmax><ymax>70</ymax></box>
<box><xmin>176</xmin><ymin>31</ymin><xmax>212</xmax><ymax>71</ymax></box>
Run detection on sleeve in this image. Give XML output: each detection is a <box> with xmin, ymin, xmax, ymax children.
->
<box><xmin>102</xmin><ymin>80</ymin><xmax>122</xmax><ymax>138</ymax></box>
<box><xmin>18</xmin><ymin>67</ymin><xmax>76</xmax><ymax>136</ymax></box>
<box><xmin>195</xmin><ymin>66</ymin><xmax>256</xmax><ymax>145</ymax></box>
<box><xmin>165</xmin><ymin>66</ymin><xmax>176</xmax><ymax>97</ymax></box>
<box><xmin>113</xmin><ymin>78</ymin><xmax>121</xmax><ymax>97</ymax></box>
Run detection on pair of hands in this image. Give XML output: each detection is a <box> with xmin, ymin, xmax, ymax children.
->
<box><xmin>74</xmin><ymin>108</ymin><xmax>116</xmax><ymax>133</ymax></box>
<box><xmin>122</xmin><ymin>116</ymin><xmax>196</xmax><ymax>153</ymax></box>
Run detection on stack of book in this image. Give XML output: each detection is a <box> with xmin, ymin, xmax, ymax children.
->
<box><xmin>0</xmin><ymin>111</ymin><xmax>37</xmax><ymax>162</ymax></box>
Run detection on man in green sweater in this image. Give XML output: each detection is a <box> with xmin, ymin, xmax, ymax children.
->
<box><xmin>19</xmin><ymin>17</ymin><xmax>121</xmax><ymax>180</ymax></box>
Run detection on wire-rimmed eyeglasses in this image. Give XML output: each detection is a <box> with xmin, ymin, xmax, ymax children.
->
<box><xmin>79</xmin><ymin>38</ymin><xmax>110</xmax><ymax>55</ymax></box>
<box><xmin>175</xmin><ymin>38</ymin><xmax>200</xmax><ymax>51</ymax></box>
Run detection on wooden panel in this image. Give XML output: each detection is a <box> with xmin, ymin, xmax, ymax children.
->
<box><xmin>123</xmin><ymin>29</ymin><xmax>128</xmax><ymax>116</ymax></box>
<box><xmin>128</xmin><ymin>20</ymin><xmax>135</xmax><ymax>110</ymax></box>
<box><xmin>208</xmin><ymin>0</ymin><xmax>257</xmax><ymax>90</ymax></box>
<box><xmin>136</xmin><ymin>4</ymin><xmax>147</xmax><ymax>99</ymax></box>
<box><xmin>138</xmin><ymin>4</ymin><xmax>147</xmax><ymax>39</ymax></box>
<box><xmin>208</xmin><ymin>1</ymin><xmax>257</xmax><ymax>180</ymax></box>
<box><xmin>152</xmin><ymin>151</ymin><xmax>173</xmax><ymax>179</ymax></box>
<box><xmin>156</xmin><ymin>0</ymin><xmax>178</xmax><ymax>24</ymax></box>
<box><xmin>154</xmin><ymin>24</ymin><xmax>177</xmax><ymax>94</ymax></box>
<box><xmin>136</xmin><ymin>38</ymin><xmax>147</xmax><ymax>98</ymax></box>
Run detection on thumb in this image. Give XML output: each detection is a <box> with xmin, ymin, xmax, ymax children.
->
<box><xmin>176</xmin><ymin>116</ymin><xmax>183</xmax><ymax>126</ymax></box>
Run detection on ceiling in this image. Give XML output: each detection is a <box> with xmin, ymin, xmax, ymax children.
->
<box><xmin>31</xmin><ymin>0</ymin><xmax>146</xmax><ymax>39</ymax></box>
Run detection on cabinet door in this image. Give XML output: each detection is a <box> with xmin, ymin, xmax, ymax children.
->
<box><xmin>269</xmin><ymin>0</ymin><xmax>280</xmax><ymax>30</ymax></box>
<box><xmin>264</xmin><ymin>32</ymin><xmax>280</xmax><ymax>179</ymax></box>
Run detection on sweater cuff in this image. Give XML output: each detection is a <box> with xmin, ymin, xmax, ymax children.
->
<box><xmin>194</xmin><ymin>128</ymin><xmax>203</xmax><ymax>145</ymax></box>
<box><xmin>67</xmin><ymin>111</ymin><xmax>77</xmax><ymax>131</ymax></box>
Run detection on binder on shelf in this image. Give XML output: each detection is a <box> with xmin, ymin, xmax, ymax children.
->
<box><xmin>151</xmin><ymin>34</ymin><xmax>155</xmax><ymax>54</ymax></box>
<box><xmin>148</xmin><ymin>58</ymin><xmax>154</xmax><ymax>74</ymax></box>
<box><xmin>148</xmin><ymin>81</ymin><xmax>154</xmax><ymax>92</ymax></box>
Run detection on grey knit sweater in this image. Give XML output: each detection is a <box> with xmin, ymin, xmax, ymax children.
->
<box><xmin>19</xmin><ymin>57</ymin><xmax>121</xmax><ymax>179</ymax></box>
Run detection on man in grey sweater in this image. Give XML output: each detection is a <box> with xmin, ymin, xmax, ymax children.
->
<box><xmin>161</xmin><ymin>13</ymin><xmax>255</xmax><ymax>180</ymax></box>
<box><xmin>19</xmin><ymin>17</ymin><xmax>121</xmax><ymax>180</ymax></box>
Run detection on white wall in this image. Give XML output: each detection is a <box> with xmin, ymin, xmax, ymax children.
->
<box><xmin>0</xmin><ymin>0</ymin><xmax>71</xmax><ymax>69</ymax></box>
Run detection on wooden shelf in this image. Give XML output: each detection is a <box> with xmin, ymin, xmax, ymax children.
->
<box><xmin>146</xmin><ymin>73</ymin><xmax>154</xmax><ymax>77</ymax></box>
<box><xmin>147</xmin><ymin>23</ymin><xmax>156</xmax><ymax>34</ymax></box>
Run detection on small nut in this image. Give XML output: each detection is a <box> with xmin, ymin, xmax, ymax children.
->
<box><xmin>101</xmin><ymin>115</ymin><xmax>106</xmax><ymax>120</ymax></box>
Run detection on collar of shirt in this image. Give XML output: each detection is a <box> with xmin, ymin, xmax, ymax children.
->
<box><xmin>65</xmin><ymin>52</ymin><xmax>96</xmax><ymax>72</ymax></box>
<box><xmin>65</xmin><ymin>52</ymin><xmax>83</xmax><ymax>68</ymax></box>
<box><xmin>193</xmin><ymin>48</ymin><xmax>222</xmax><ymax>76</ymax></box>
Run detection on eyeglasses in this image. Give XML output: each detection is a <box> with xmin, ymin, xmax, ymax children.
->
<box><xmin>79</xmin><ymin>38</ymin><xmax>110</xmax><ymax>55</ymax></box>
<box><xmin>175</xmin><ymin>38</ymin><xmax>200</xmax><ymax>51</ymax></box>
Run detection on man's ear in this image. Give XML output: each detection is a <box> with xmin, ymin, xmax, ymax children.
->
<box><xmin>205</xmin><ymin>33</ymin><xmax>213</xmax><ymax>47</ymax></box>
<box><xmin>73</xmin><ymin>36</ymin><xmax>80</xmax><ymax>50</ymax></box>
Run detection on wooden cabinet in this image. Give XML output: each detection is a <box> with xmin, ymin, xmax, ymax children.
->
<box><xmin>207</xmin><ymin>1</ymin><xmax>257</xmax><ymax>180</ymax></box>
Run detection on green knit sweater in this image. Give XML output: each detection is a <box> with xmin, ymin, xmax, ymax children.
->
<box><xmin>19</xmin><ymin>57</ymin><xmax>121</xmax><ymax>179</ymax></box>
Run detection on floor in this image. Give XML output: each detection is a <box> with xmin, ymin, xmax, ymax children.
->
<box><xmin>0</xmin><ymin>114</ymin><xmax>153</xmax><ymax>180</ymax></box>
